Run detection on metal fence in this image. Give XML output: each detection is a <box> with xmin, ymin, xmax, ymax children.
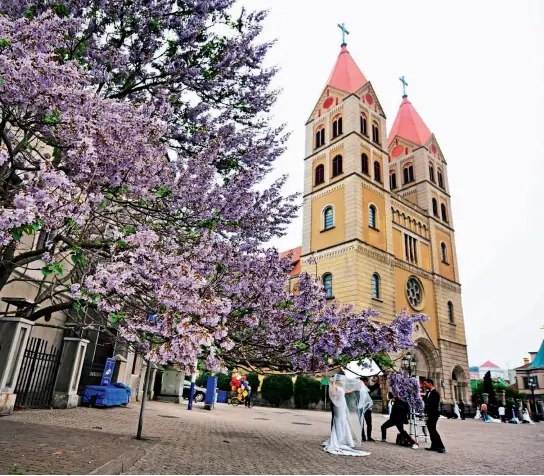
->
<box><xmin>14</xmin><ymin>337</ymin><xmax>62</xmax><ymax>408</ymax></box>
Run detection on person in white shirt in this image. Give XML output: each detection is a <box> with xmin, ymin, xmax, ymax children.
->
<box><xmin>498</xmin><ymin>405</ymin><xmax>506</xmax><ymax>423</ymax></box>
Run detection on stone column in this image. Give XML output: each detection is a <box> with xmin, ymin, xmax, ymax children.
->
<box><xmin>111</xmin><ymin>354</ymin><xmax>128</xmax><ymax>384</ymax></box>
<box><xmin>496</xmin><ymin>389</ymin><xmax>506</xmax><ymax>406</ymax></box>
<box><xmin>52</xmin><ymin>338</ymin><xmax>89</xmax><ymax>409</ymax></box>
<box><xmin>0</xmin><ymin>317</ymin><xmax>34</xmax><ymax>415</ymax></box>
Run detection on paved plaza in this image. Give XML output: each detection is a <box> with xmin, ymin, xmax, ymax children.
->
<box><xmin>1</xmin><ymin>401</ymin><xmax>543</xmax><ymax>474</ymax></box>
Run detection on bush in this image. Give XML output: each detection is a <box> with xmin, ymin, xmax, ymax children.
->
<box><xmin>294</xmin><ymin>375</ymin><xmax>322</xmax><ymax>409</ymax></box>
<box><xmin>196</xmin><ymin>372</ymin><xmax>232</xmax><ymax>390</ymax></box>
<box><xmin>247</xmin><ymin>372</ymin><xmax>260</xmax><ymax>392</ymax></box>
<box><xmin>261</xmin><ymin>375</ymin><xmax>294</xmax><ymax>406</ymax></box>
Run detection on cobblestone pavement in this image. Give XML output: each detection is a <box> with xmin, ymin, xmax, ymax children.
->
<box><xmin>3</xmin><ymin>401</ymin><xmax>544</xmax><ymax>474</ymax></box>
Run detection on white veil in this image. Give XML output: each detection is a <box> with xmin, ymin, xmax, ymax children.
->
<box><xmin>328</xmin><ymin>374</ymin><xmax>373</xmax><ymax>447</ymax></box>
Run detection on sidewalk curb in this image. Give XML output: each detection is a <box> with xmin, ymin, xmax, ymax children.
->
<box><xmin>88</xmin><ymin>441</ymin><xmax>153</xmax><ymax>475</ymax></box>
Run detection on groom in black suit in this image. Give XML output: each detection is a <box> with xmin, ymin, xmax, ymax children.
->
<box><xmin>423</xmin><ymin>378</ymin><xmax>446</xmax><ymax>453</ymax></box>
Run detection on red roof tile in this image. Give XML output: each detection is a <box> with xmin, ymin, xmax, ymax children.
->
<box><xmin>325</xmin><ymin>45</ymin><xmax>368</xmax><ymax>94</ymax></box>
<box><xmin>388</xmin><ymin>96</ymin><xmax>432</xmax><ymax>147</ymax></box>
<box><xmin>480</xmin><ymin>360</ymin><xmax>501</xmax><ymax>369</ymax></box>
<box><xmin>280</xmin><ymin>246</ymin><xmax>302</xmax><ymax>277</ymax></box>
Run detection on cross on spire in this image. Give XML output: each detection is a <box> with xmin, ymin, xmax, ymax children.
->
<box><xmin>337</xmin><ymin>23</ymin><xmax>350</xmax><ymax>46</ymax></box>
<box><xmin>399</xmin><ymin>76</ymin><xmax>408</xmax><ymax>97</ymax></box>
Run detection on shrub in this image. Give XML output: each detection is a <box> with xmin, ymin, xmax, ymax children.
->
<box><xmin>247</xmin><ymin>372</ymin><xmax>261</xmax><ymax>392</ymax></box>
<box><xmin>196</xmin><ymin>372</ymin><xmax>231</xmax><ymax>390</ymax></box>
<box><xmin>294</xmin><ymin>375</ymin><xmax>322</xmax><ymax>409</ymax></box>
<box><xmin>261</xmin><ymin>375</ymin><xmax>294</xmax><ymax>406</ymax></box>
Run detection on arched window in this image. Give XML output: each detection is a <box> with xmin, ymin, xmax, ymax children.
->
<box><xmin>403</xmin><ymin>163</ymin><xmax>415</xmax><ymax>184</ymax></box>
<box><xmin>441</xmin><ymin>242</ymin><xmax>448</xmax><ymax>263</ymax></box>
<box><xmin>373</xmin><ymin>161</ymin><xmax>381</xmax><ymax>182</ymax></box>
<box><xmin>372</xmin><ymin>273</ymin><xmax>380</xmax><ymax>299</ymax></box>
<box><xmin>441</xmin><ymin>203</ymin><xmax>448</xmax><ymax>222</ymax></box>
<box><xmin>369</xmin><ymin>205</ymin><xmax>377</xmax><ymax>229</ymax></box>
<box><xmin>432</xmin><ymin>198</ymin><xmax>438</xmax><ymax>217</ymax></box>
<box><xmin>448</xmin><ymin>301</ymin><xmax>454</xmax><ymax>324</ymax></box>
<box><xmin>372</xmin><ymin>122</ymin><xmax>380</xmax><ymax>144</ymax></box>
<box><xmin>438</xmin><ymin>169</ymin><xmax>444</xmax><ymax>189</ymax></box>
<box><xmin>315</xmin><ymin>126</ymin><xmax>325</xmax><ymax>149</ymax></box>
<box><xmin>332</xmin><ymin>154</ymin><xmax>343</xmax><ymax>177</ymax></box>
<box><xmin>314</xmin><ymin>164</ymin><xmax>325</xmax><ymax>186</ymax></box>
<box><xmin>360</xmin><ymin>114</ymin><xmax>368</xmax><ymax>136</ymax></box>
<box><xmin>429</xmin><ymin>163</ymin><xmax>435</xmax><ymax>182</ymax></box>
<box><xmin>323</xmin><ymin>206</ymin><xmax>334</xmax><ymax>230</ymax></box>
<box><xmin>332</xmin><ymin>116</ymin><xmax>343</xmax><ymax>139</ymax></box>
<box><xmin>361</xmin><ymin>153</ymin><xmax>369</xmax><ymax>175</ymax></box>
<box><xmin>323</xmin><ymin>273</ymin><xmax>333</xmax><ymax>298</ymax></box>
<box><xmin>390</xmin><ymin>172</ymin><xmax>397</xmax><ymax>190</ymax></box>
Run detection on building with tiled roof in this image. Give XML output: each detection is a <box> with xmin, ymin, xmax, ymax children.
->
<box><xmin>282</xmin><ymin>31</ymin><xmax>471</xmax><ymax>405</ymax></box>
<box><xmin>514</xmin><ymin>341</ymin><xmax>544</xmax><ymax>402</ymax></box>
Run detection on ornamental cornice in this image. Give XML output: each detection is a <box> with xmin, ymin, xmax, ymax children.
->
<box><xmin>361</xmin><ymin>180</ymin><xmax>385</xmax><ymax>197</ymax></box>
<box><xmin>433</xmin><ymin>276</ymin><xmax>461</xmax><ymax>292</ymax></box>
<box><xmin>390</xmin><ymin>195</ymin><xmax>429</xmax><ymax>219</ymax></box>
<box><xmin>312</xmin><ymin>153</ymin><xmax>326</xmax><ymax>164</ymax></box>
<box><xmin>311</xmin><ymin>183</ymin><xmax>344</xmax><ymax>200</ymax></box>
<box><xmin>354</xmin><ymin>243</ymin><xmax>395</xmax><ymax>265</ymax></box>
<box><xmin>394</xmin><ymin>258</ymin><xmax>434</xmax><ymax>281</ymax></box>
<box><xmin>330</xmin><ymin>142</ymin><xmax>344</xmax><ymax>154</ymax></box>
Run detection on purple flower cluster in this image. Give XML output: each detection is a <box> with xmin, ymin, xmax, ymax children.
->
<box><xmin>388</xmin><ymin>371</ymin><xmax>425</xmax><ymax>413</ymax></box>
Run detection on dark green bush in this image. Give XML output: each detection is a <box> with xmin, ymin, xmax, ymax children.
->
<box><xmin>197</xmin><ymin>372</ymin><xmax>232</xmax><ymax>391</ymax></box>
<box><xmin>294</xmin><ymin>375</ymin><xmax>322</xmax><ymax>408</ymax></box>
<box><xmin>261</xmin><ymin>374</ymin><xmax>294</xmax><ymax>406</ymax></box>
<box><xmin>247</xmin><ymin>372</ymin><xmax>260</xmax><ymax>391</ymax></box>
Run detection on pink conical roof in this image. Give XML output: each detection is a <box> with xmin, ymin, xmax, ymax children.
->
<box><xmin>388</xmin><ymin>96</ymin><xmax>432</xmax><ymax>147</ymax></box>
<box><xmin>326</xmin><ymin>45</ymin><xmax>368</xmax><ymax>93</ymax></box>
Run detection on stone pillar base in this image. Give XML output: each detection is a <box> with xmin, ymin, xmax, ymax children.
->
<box><xmin>52</xmin><ymin>391</ymin><xmax>79</xmax><ymax>409</ymax></box>
<box><xmin>0</xmin><ymin>392</ymin><xmax>16</xmax><ymax>415</ymax></box>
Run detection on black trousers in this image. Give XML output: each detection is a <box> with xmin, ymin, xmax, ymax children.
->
<box><xmin>381</xmin><ymin>418</ymin><xmax>405</xmax><ymax>440</ymax></box>
<box><xmin>331</xmin><ymin>403</ymin><xmax>335</xmax><ymax>430</ymax></box>
<box><xmin>426</xmin><ymin>415</ymin><xmax>445</xmax><ymax>450</ymax></box>
<box><xmin>245</xmin><ymin>395</ymin><xmax>251</xmax><ymax>407</ymax></box>
<box><xmin>362</xmin><ymin>409</ymin><xmax>373</xmax><ymax>439</ymax></box>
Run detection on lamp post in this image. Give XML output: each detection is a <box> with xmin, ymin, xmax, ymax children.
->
<box><xmin>401</xmin><ymin>351</ymin><xmax>419</xmax><ymax>440</ymax></box>
<box><xmin>528</xmin><ymin>376</ymin><xmax>537</xmax><ymax>421</ymax></box>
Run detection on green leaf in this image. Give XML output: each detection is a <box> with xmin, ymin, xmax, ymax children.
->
<box><xmin>0</xmin><ymin>39</ymin><xmax>10</xmax><ymax>48</ymax></box>
<box><xmin>41</xmin><ymin>266</ymin><xmax>53</xmax><ymax>277</ymax></box>
<box><xmin>44</xmin><ymin>110</ymin><xmax>62</xmax><ymax>126</ymax></box>
<box><xmin>10</xmin><ymin>228</ymin><xmax>23</xmax><ymax>241</ymax></box>
<box><xmin>155</xmin><ymin>185</ymin><xmax>171</xmax><ymax>198</ymax></box>
<box><xmin>51</xmin><ymin>2</ymin><xmax>69</xmax><ymax>17</ymax></box>
<box><xmin>22</xmin><ymin>224</ymin><xmax>34</xmax><ymax>235</ymax></box>
<box><xmin>109</xmin><ymin>311</ymin><xmax>126</xmax><ymax>323</ymax></box>
<box><xmin>120</xmin><ymin>225</ymin><xmax>136</xmax><ymax>235</ymax></box>
<box><xmin>73</xmin><ymin>301</ymin><xmax>82</xmax><ymax>311</ymax></box>
<box><xmin>24</xmin><ymin>8</ymin><xmax>34</xmax><ymax>18</ymax></box>
<box><xmin>31</xmin><ymin>222</ymin><xmax>41</xmax><ymax>231</ymax></box>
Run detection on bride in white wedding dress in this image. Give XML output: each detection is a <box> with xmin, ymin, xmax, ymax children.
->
<box><xmin>322</xmin><ymin>374</ymin><xmax>373</xmax><ymax>456</ymax></box>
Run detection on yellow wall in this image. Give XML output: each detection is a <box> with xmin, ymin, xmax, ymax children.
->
<box><xmin>311</xmin><ymin>188</ymin><xmax>345</xmax><ymax>252</ymax></box>
<box><xmin>363</xmin><ymin>188</ymin><xmax>386</xmax><ymax>251</ymax></box>
<box><xmin>394</xmin><ymin>267</ymin><xmax>438</xmax><ymax>345</ymax></box>
<box><xmin>393</xmin><ymin>228</ymin><xmax>403</xmax><ymax>260</ymax></box>
<box><xmin>404</xmin><ymin>192</ymin><xmax>418</xmax><ymax>206</ymax></box>
<box><xmin>420</xmin><ymin>242</ymin><xmax>431</xmax><ymax>272</ymax></box>
<box><xmin>435</xmin><ymin>229</ymin><xmax>455</xmax><ymax>281</ymax></box>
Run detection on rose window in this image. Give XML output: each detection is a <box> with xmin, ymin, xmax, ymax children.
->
<box><xmin>406</xmin><ymin>277</ymin><xmax>423</xmax><ymax>309</ymax></box>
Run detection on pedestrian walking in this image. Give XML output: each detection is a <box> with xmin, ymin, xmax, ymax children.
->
<box><xmin>423</xmin><ymin>378</ymin><xmax>446</xmax><ymax>453</ymax></box>
<box><xmin>458</xmin><ymin>400</ymin><xmax>466</xmax><ymax>420</ymax></box>
<box><xmin>245</xmin><ymin>386</ymin><xmax>252</xmax><ymax>408</ymax></box>
<box><xmin>498</xmin><ymin>405</ymin><xmax>506</xmax><ymax>423</ymax></box>
<box><xmin>481</xmin><ymin>403</ymin><xmax>488</xmax><ymax>422</ymax></box>
<box><xmin>360</xmin><ymin>376</ymin><xmax>379</xmax><ymax>442</ymax></box>
<box><xmin>380</xmin><ymin>395</ymin><xmax>417</xmax><ymax>449</ymax></box>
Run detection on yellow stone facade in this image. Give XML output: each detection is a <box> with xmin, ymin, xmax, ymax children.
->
<box><xmin>296</xmin><ymin>60</ymin><xmax>471</xmax><ymax>404</ymax></box>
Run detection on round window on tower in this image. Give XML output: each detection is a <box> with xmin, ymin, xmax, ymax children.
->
<box><xmin>406</xmin><ymin>276</ymin><xmax>424</xmax><ymax>311</ymax></box>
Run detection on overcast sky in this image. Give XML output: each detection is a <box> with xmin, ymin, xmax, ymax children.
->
<box><xmin>251</xmin><ymin>0</ymin><xmax>544</xmax><ymax>369</ymax></box>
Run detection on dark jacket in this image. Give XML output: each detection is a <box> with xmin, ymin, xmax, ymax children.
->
<box><xmin>423</xmin><ymin>388</ymin><xmax>441</xmax><ymax>417</ymax></box>
<box><xmin>390</xmin><ymin>399</ymin><xmax>410</xmax><ymax>424</ymax></box>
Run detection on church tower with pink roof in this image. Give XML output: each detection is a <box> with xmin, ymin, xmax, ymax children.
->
<box><xmin>292</xmin><ymin>28</ymin><xmax>470</xmax><ymax>405</ymax></box>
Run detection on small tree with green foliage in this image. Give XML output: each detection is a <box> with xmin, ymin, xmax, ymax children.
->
<box><xmin>294</xmin><ymin>375</ymin><xmax>322</xmax><ymax>409</ymax></box>
<box><xmin>261</xmin><ymin>375</ymin><xmax>294</xmax><ymax>407</ymax></box>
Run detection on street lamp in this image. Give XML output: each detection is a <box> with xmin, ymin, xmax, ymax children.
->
<box><xmin>402</xmin><ymin>351</ymin><xmax>419</xmax><ymax>378</ymax></box>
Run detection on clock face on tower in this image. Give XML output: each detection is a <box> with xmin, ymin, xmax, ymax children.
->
<box><xmin>392</xmin><ymin>145</ymin><xmax>404</xmax><ymax>158</ymax></box>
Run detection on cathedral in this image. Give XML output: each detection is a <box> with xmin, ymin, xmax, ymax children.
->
<box><xmin>282</xmin><ymin>39</ymin><xmax>471</xmax><ymax>405</ymax></box>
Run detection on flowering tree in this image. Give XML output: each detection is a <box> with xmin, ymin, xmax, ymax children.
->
<box><xmin>388</xmin><ymin>371</ymin><xmax>425</xmax><ymax>413</ymax></box>
<box><xmin>0</xmin><ymin>1</ymin><xmax>425</xmax><ymax>374</ymax></box>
